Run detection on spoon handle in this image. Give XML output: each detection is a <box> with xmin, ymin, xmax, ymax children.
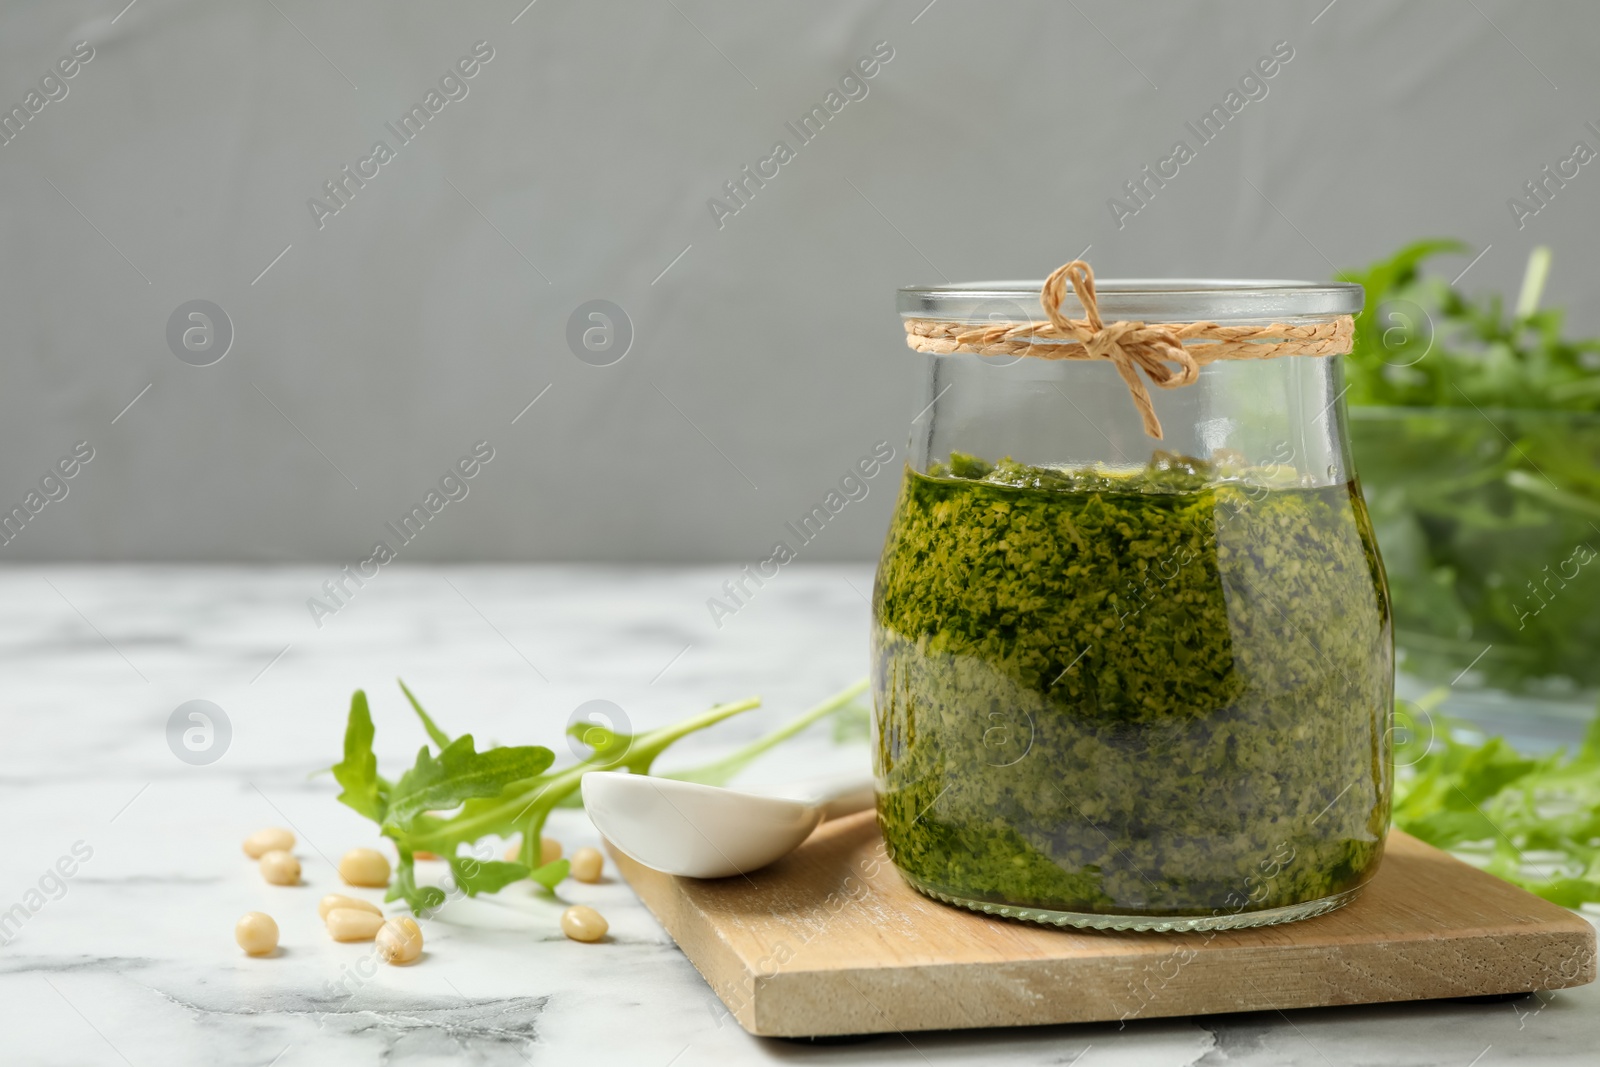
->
<box><xmin>785</xmin><ymin>772</ymin><xmax>878</xmax><ymax>821</ymax></box>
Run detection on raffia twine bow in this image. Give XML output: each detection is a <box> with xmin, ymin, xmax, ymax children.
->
<box><xmin>902</xmin><ymin>260</ymin><xmax>1354</xmax><ymax>439</ymax></box>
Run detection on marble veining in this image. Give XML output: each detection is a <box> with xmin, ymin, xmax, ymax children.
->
<box><xmin>0</xmin><ymin>565</ymin><xmax>1595</xmax><ymax>1066</ymax></box>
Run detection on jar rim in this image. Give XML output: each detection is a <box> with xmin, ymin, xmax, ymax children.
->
<box><xmin>899</xmin><ymin>278</ymin><xmax>1364</xmax><ymax>323</ymax></box>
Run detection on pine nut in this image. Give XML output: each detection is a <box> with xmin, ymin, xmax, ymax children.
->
<box><xmin>326</xmin><ymin>908</ymin><xmax>386</xmax><ymax>942</ymax></box>
<box><xmin>318</xmin><ymin>894</ymin><xmax>382</xmax><ymax>920</ymax></box>
<box><xmin>242</xmin><ymin>827</ymin><xmax>295</xmax><ymax>859</ymax></box>
<box><xmin>339</xmin><ymin>848</ymin><xmax>391</xmax><ymax>888</ymax></box>
<box><xmin>560</xmin><ymin>905</ymin><xmax>608</xmax><ymax>942</ymax></box>
<box><xmin>259</xmin><ymin>850</ymin><xmax>301</xmax><ymax>886</ymax></box>
<box><xmin>375</xmin><ymin>916</ymin><xmax>423</xmax><ymax>964</ymax></box>
<box><xmin>569</xmin><ymin>847</ymin><xmax>604</xmax><ymax>884</ymax></box>
<box><xmin>235</xmin><ymin>912</ymin><xmax>279</xmax><ymax>956</ymax></box>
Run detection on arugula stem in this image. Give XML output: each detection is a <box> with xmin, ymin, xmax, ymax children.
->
<box><xmin>666</xmin><ymin>677</ymin><xmax>869</xmax><ymax>786</ymax></box>
<box><xmin>620</xmin><ymin>696</ymin><xmax>765</xmax><ymax>773</ymax></box>
<box><xmin>1515</xmin><ymin>245</ymin><xmax>1551</xmax><ymax>320</ymax></box>
<box><xmin>1505</xmin><ymin>469</ymin><xmax>1600</xmax><ymax>520</ymax></box>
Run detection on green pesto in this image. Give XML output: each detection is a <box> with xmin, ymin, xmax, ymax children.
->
<box><xmin>871</xmin><ymin>453</ymin><xmax>1394</xmax><ymax>918</ymax></box>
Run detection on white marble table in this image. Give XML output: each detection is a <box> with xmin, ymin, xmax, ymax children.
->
<box><xmin>2</xmin><ymin>565</ymin><xmax>1595</xmax><ymax>1066</ymax></box>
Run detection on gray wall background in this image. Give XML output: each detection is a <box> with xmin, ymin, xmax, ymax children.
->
<box><xmin>2</xmin><ymin>0</ymin><xmax>1595</xmax><ymax>563</ymax></box>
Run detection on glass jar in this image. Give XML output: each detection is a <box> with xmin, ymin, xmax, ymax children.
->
<box><xmin>871</xmin><ymin>274</ymin><xmax>1392</xmax><ymax>932</ymax></box>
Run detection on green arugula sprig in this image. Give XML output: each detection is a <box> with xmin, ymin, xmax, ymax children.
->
<box><xmin>331</xmin><ymin>678</ymin><xmax>868</xmax><ymax>913</ymax></box>
<box><xmin>1394</xmin><ymin>693</ymin><xmax>1600</xmax><ymax>908</ymax></box>
<box><xmin>1339</xmin><ymin>240</ymin><xmax>1600</xmax><ymax>690</ymax></box>
<box><xmin>1340</xmin><ymin>240</ymin><xmax>1600</xmax><ymax>410</ymax></box>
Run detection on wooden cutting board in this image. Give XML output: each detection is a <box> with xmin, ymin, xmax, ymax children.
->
<box><xmin>607</xmin><ymin>812</ymin><xmax>1596</xmax><ymax>1037</ymax></box>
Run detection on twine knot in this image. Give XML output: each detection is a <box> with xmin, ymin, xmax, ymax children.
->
<box><xmin>1041</xmin><ymin>261</ymin><xmax>1199</xmax><ymax>439</ymax></box>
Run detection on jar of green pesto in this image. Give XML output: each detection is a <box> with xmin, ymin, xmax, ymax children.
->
<box><xmin>873</xmin><ymin>261</ymin><xmax>1391</xmax><ymax>932</ymax></box>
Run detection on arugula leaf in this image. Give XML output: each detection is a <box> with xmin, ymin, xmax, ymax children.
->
<box><xmin>398</xmin><ymin>678</ymin><xmax>452</xmax><ymax>750</ymax></box>
<box><xmin>527</xmin><ymin>859</ymin><xmax>570</xmax><ymax>891</ymax></box>
<box><xmin>1394</xmin><ymin>693</ymin><xmax>1600</xmax><ymax>907</ymax></box>
<box><xmin>332</xmin><ymin>690</ymin><xmax>387</xmax><ymax>821</ymax></box>
<box><xmin>387</xmin><ymin>851</ymin><xmax>447</xmax><ymax>913</ymax></box>
<box><xmin>384</xmin><ymin>735</ymin><xmax>554</xmax><ymax>833</ymax></box>
<box><xmin>447</xmin><ymin>856</ymin><xmax>531</xmax><ymax>897</ymax></box>
<box><xmin>1447</xmin><ymin>738</ymin><xmax>1540</xmax><ymax>807</ymax></box>
<box><xmin>1522</xmin><ymin>878</ymin><xmax>1600</xmax><ymax>910</ymax></box>
<box><xmin>1400</xmin><ymin>806</ymin><xmax>1502</xmax><ymax>850</ymax></box>
<box><xmin>1577</xmin><ymin>708</ymin><xmax>1600</xmax><ymax>766</ymax></box>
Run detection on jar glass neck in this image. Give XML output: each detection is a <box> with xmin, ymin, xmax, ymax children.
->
<box><xmin>908</xmin><ymin>353</ymin><xmax>1354</xmax><ymax>487</ymax></box>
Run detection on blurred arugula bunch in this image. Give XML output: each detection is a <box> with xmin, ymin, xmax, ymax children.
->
<box><xmin>1394</xmin><ymin>693</ymin><xmax>1600</xmax><ymax>909</ymax></box>
<box><xmin>331</xmin><ymin>678</ymin><xmax>866</xmax><ymax>914</ymax></box>
<box><xmin>1340</xmin><ymin>241</ymin><xmax>1600</xmax><ymax>690</ymax></box>
<box><xmin>1340</xmin><ymin>239</ymin><xmax>1600</xmax><ymax>408</ymax></box>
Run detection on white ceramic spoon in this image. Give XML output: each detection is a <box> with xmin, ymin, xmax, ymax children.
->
<box><xmin>580</xmin><ymin>770</ymin><xmax>877</xmax><ymax>879</ymax></box>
